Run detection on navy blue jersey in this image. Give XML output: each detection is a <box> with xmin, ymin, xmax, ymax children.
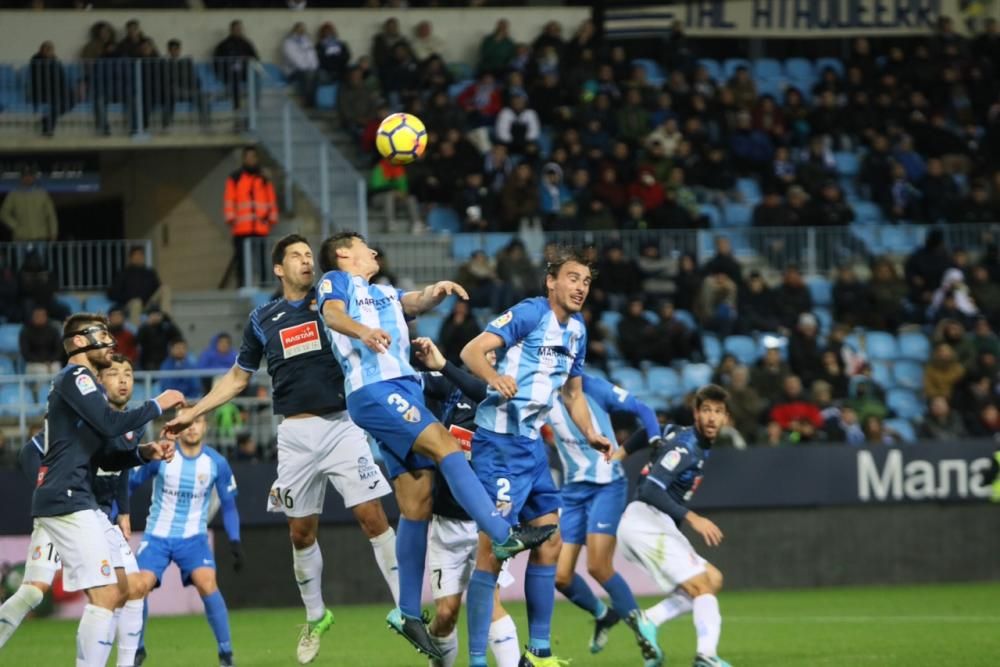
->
<box><xmin>636</xmin><ymin>425</ymin><xmax>711</xmax><ymax>526</ymax></box>
<box><xmin>418</xmin><ymin>363</ymin><xmax>487</xmax><ymax>521</ymax></box>
<box><xmin>237</xmin><ymin>289</ymin><xmax>347</xmax><ymax>417</ymax></box>
<box><xmin>21</xmin><ymin>427</ymin><xmax>142</xmax><ymax>521</ymax></box>
<box><xmin>32</xmin><ymin>365</ymin><xmax>161</xmax><ymax>518</ymax></box>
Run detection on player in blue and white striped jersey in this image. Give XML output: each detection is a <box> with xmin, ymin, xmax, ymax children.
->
<box><xmin>130</xmin><ymin>414</ymin><xmax>242</xmax><ymax>667</ymax></box>
<box><xmin>316</xmin><ymin>232</ymin><xmax>556</xmax><ymax>660</ymax></box>
<box><xmin>546</xmin><ymin>374</ymin><xmax>663</xmax><ymax>663</ymax></box>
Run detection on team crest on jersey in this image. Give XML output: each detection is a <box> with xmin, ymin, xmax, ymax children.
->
<box><xmin>280</xmin><ymin>322</ymin><xmax>322</xmax><ymax>359</ymax></box>
<box><xmin>402</xmin><ymin>406</ymin><xmax>421</xmax><ymax>423</ymax></box>
<box><xmin>661</xmin><ymin>448</ymin><xmax>684</xmax><ymax>471</ymax></box>
<box><xmin>197</xmin><ymin>473</ymin><xmax>209</xmax><ymax>485</ymax></box>
<box><xmin>309</xmin><ymin>299</ymin><xmax>318</xmax><ymax>311</ymax></box>
<box><xmin>319</xmin><ymin>278</ymin><xmax>332</xmax><ymax>294</ymax></box>
<box><xmin>32</xmin><ymin>546</ymin><xmax>42</xmax><ymax>560</ymax></box>
<box><xmin>75</xmin><ymin>374</ymin><xmax>98</xmax><ymax>395</ymax></box>
<box><xmin>100</xmin><ymin>560</ymin><xmax>111</xmax><ymax>577</ymax></box>
<box><xmin>125</xmin><ymin>431</ymin><xmax>135</xmax><ymax>441</ymax></box>
<box><xmin>491</xmin><ymin>311</ymin><xmax>513</xmax><ymax>328</ymax></box>
<box><xmin>495</xmin><ymin>499</ymin><xmax>512</xmax><ymax>518</ymax></box>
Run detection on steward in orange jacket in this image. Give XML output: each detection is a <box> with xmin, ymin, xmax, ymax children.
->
<box><xmin>224</xmin><ymin>146</ymin><xmax>278</xmax><ymax>237</ymax></box>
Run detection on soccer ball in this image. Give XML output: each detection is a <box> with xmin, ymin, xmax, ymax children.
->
<box><xmin>375</xmin><ymin>113</ymin><xmax>428</xmax><ymax>165</ymax></box>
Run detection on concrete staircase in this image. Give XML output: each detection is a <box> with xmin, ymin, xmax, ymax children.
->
<box><xmin>169</xmin><ymin>290</ymin><xmax>255</xmax><ymax>354</ymax></box>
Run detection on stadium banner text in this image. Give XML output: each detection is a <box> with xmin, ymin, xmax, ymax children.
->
<box><xmin>605</xmin><ymin>0</ymin><xmax>985</xmax><ymax>38</ymax></box>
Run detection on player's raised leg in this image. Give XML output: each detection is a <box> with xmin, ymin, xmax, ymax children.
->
<box><xmin>681</xmin><ymin>568</ymin><xmax>728</xmax><ymax>667</ymax></box>
<box><xmin>0</xmin><ymin>525</ymin><xmax>58</xmax><ymax>649</ymax></box>
<box><xmin>645</xmin><ymin>563</ymin><xmax>721</xmax><ymax>628</ymax></box>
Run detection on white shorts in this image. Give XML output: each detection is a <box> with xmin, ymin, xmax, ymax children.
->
<box><xmin>428</xmin><ymin>516</ymin><xmax>478</xmax><ymax>599</ymax></box>
<box><xmin>34</xmin><ymin>510</ymin><xmax>120</xmax><ymax>592</ymax></box>
<box><xmin>267</xmin><ymin>411</ymin><xmax>390</xmax><ymax>517</ymax></box>
<box><xmin>617</xmin><ymin>501</ymin><xmax>706</xmax><ymax>592</ymax></box>
<box><xmin>25</xmin><ymin>519</ymin><xmax>138</xmax><ymax>584</ymax></box>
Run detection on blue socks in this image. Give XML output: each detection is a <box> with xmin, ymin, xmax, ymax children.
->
<box><xmin>602</xmin><ymin>572</ymin><xmax>639</xmax><ymax>617</ymax></box>
<box><xmin>396</xmin><ymin>517</ymin><xmax>429</xmax><ymax>618</ymax></box>
<box><xmin>201</xmin><ymin>591</ymin><xmax>232</xmax><ymax>655</ymax></box>
<box><xmin>439</xmin><ymin>451</ymin><xmax>510</xmax><ymax>542</ymax></box>
<box><xmin>558</xmin><ymin>573</ymin><xmax>607</xmax><ymax>618</ymax></box>
<box><xmin>466</xmin><ymin>569</ymin><xmax>498</xmax><ymax>663</ymax></box>
<box><xmin>525</xmin><ymin>563</ymin><xmax>556</xmax><ymax>656</ymax></box>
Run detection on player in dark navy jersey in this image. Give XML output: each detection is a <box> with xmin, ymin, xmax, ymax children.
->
<box><xmin>0</xmin><ymin>355</ymin><xmax>151</xmax><ymax>663</ymax></box>
<box><xmin>406</xmin><ymin>337</ymin><xmax>520</xmax><ymax>667</ymax></box>
<box><xmin>165</xmin><ymin>235</ymin><xmax>397</xmax><ymax>664</ymax></box>
<box><xmin>23</xmin><ymin>314</ymin><xmax>181</xmax><ymax>667</ymax></box>
<box><xmin>614</xmin><ymin>384</ymin><xmax>731</xmax><ymax>667</ymax></box>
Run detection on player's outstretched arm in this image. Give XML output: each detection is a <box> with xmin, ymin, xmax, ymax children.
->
<box><xmin>401</xmin><ymin>280</ymin><xmax>469</xmax><ymax>316</ymax></box>
<box><xmin>322</xmin><ymin>300</ymin><xmax>391</xmax><ymax>353</ymax></box>
<box><xmin>214</xmin><ymin>457</ymin><xmax>244</xmax><ymax>571</ymax></box>
<box><xmin>561</xmin><ymin>376</ymin><xmax>612</xmax><ymax>454</ymax></box>
<box><xmin>165</xmin><ymin>365</ymin><xmax>252</xmax><ymax>435</ymax></box>
<box><xmin>461</xmin><ymin>331</ymin><xmax>517</xmax><ymax>398</ymax></box>
<box><xmin>413</xmin><ymin>336</ymin><xmax>488</xmax><ymax>401</ymax></box>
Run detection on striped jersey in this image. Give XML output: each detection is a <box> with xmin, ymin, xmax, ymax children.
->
<box><xmin>548</xmin><ymin>374</ymin><xmax>661</xmax><ymax>485</ymax></box>
<box><xmin>475</xmin><ymin>297</ymin><xmax>588</xmax><ymax>439</ymax></box>
<box><xmin>316</xmin><ymin>270</ymin><xmax>415</xmax><ymax>395</ymax></box>
<box><xmin>130</xmin><ymin>446</ymin><xmax>237</xmax><ymax>539</ymax></box>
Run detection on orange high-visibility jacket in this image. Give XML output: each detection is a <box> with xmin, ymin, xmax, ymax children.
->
<box><xmin>223</xmin><ymin>168</ymin><xmax>278</xmax><ymax>237</ymax></box>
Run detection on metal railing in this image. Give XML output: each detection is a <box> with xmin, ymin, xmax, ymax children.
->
<box><xmin>0</xmin><ymin>57</ymin><xmax>257</xmax><ymax>138</ymax></box>
<box><xmin>0</xmin><ymin>239</ymin><xmax>153</xmax><ymax>290</ymax></box>
<box><xmin>0</xmin><ymin>369</ymin><xmax>277</xmax><ymax>456</ymax></box>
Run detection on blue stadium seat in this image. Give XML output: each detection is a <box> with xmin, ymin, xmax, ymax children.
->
<box><xmin>753</xmin><ymin>58</ymin><xmax>783</xmax><ymax>82</ymax></box>
<box><xmin>601</xmin><ymin>310</ymin><xmax>623</xmax><ymax>333</ymax></box>
<box><xmin>814</xmin><ymin>306</ymin><xmax>833</xmax><ymax>335</ymax></box>
<box><xmin>880</xmin><ymin>226</ymin><xmax>924</xmax><ymax>255</ymax></box>
<box><xmin>735</xmin><ymin>178</ymin><xmax>762</xmax><ymax>203</ymax></box>
<box><xmin>723</xmin><ymin>335</ymin><xmax>758</xmax><ymax>365</ymax></box>
<box><xmin>451</xmin><ymin>233</ymin><xmax>481</xmax><ymax>260</ymax></box>
<box><xmin>612</xmin><ymin>367</ymin><xmax>646</xmax><ymax>395</ymax></box>
<box><xmin>85</xmin><ymin>294</ymin><xmax>113</xmax><ymax>315</ymax></box>
<box><xmin>427</xmin><ymin>206</ymin><xmax>461</xmax><ymax>234</ymax></box>
<box><xmin>647</xmin><ymin>366</ymin><xmax>681</xmax><ymax>397</ymax></box>
<box><xmin>537</xmin><ymin>128</ymin><xmax>553</xmax><ymax>158</ymax></box>
<box><xmin>415</xmin><ymin>313</ymin><xmax>443</xmax><ymax>340</ymax></box>
<box><xmin>815</xmin><ymin>57</ymin><xmax>845</xmax><ymax>77</ymax></box>
<box><xmin>252</xmin><ymin>290</ymin><xmax>275</xmax><ymax>310</ymax></box>
<box><xmin>448</xmin><ymin>80</ymin><xmax>472</xmax><ymax>99</ymax></box>
<box><xmin>58</xmin><ymin>294</ymin><xmax>83</xmax><ymax>314</ymax></box>
<box><xmin>130</xmin><ymin>382</ymin><xmax>151</xmax><ymax>405</ymax></box>
<box><xmin>722</xmin><ymin>203</ymin><xmax>752</xmax><ymax>227</ymax></box>
<box><xmin>897</xmin><ymin>331</ymin><xmax>930</xmax><ymax>362</ymax></box>
<box><xmin>783</xmin><ymin>58</ymin><xmax>814</xmax><ymax>82</ymax></box>
<box><xmin>673</xmin><ymin>309</ymin><xmax>697</xmax><ymax>331</ymax></box>
<box><xmin>892</xmin><ymin>360</ymin><xmax>924</xmax><ymax>391</ymax></box>
<box><xmin>584</xmin><ymin>366</ymin><xmax>608</xmax><ymax>382</ymax></box>
<box><xmin>0</xmin><ymin>325</ymin><xmax>19</xmax><ymax>356</ymax></box>
<box><xmin>756</xmin><ymin>79</ymin><xmax>785</xmax><ymax>101</ymax></box>
<box><xmin>806</xmin><ymin>276</ymin><xmax>832</xmax><ymax>307</ymax></box>
<box><xmin>833</xmin><ymin>152</ymin><xmax>860</xmax><ymax>176</ymax></box>
<box><xmin>722</xmin><ymin>58</ymin><xmax>752</xmax><ymax>80</ymax></box>
<box><xmin>887</xmin><ymin>388</ymin><xmax>924</xmax><ymax>421</ymax></box>
<box><xmin>0</xmin><ymin>357</ymin><xmax>14</xmax><ymax>374</ymax></box>
<box><xmin>0</xmin><ymin>384</ymin><xmax>27</xmax><ymax>417</ymax></box>
<box><xmin>682</xmin><ymin>363</ymin><xmax>713</xmax><ymax>393</ymax></box>
<box><xmin>699</xmin><ymin>204</ymin><xmax>722</xmax><ymax>227</ymax></box>
<box><xmin>852</xmin><ymin>201</ymin><xmax>884</xmax><ymax>225</ymax></box>
<box><xmin>315</xmin><ymin>84</ymin><xmax>338</xmax><ymax>109</ymax></box>
<box><xmin>448</xmin><ymin>62</ymin><xmax>474</xmax><ymax>80</ymax></box>
<box><xmin>262</xmin><ymin>63</ymin><xmax>286</xmax><ymax>86</ymax></box>
<box><xmin>702</xmin><ymin>334</ymin><xmax>722</xmax><ymax>367</ymax></box>
<box><xmin>885</xmin><ymin>418</ymin><xmax>917</xmax><ymax>444</ymax></box>
<box><xmin>757</xmin><ymin>333</ymin><xmax>788</xmax><ymax>361</ymax></box>
<box><xmin>632</xmin><ymin>59</ymin><xmax>666</xmax><ymax>85</ymax></box>
<box><xmin>483</xmin><ymin>233</ymin><xmax>514</xmax><ymax>257</ymax></box>
<box><xmin>865</xmin><ymin>331</ymin><xmax>899</xmax><ymax>361</ymax></box>
<box><xmin>643</xmin><ymin>310</ymin><xmax>660</xmax><ymax>325</ymax></box>
<box><xmin>195</xmin><ymin>63</ymin><xmax>225</xmax><ymax>93</ymax></box>
<box><xmin>871</xmin><ymin>360</ymin><xmax>893</xmax><ymax>389</ymax></box>
<box><xmin>696</xmin><ymin>58</ymin><xmax>722</xmax><ymax>82</ymax></box>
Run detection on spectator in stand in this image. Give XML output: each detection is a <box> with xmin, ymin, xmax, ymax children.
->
<box><xmin>811</xmin><ymin>182</ymin><xmax>855</xmax><ymax>226</ymax></box>
<box><xmin>752</xmin><ymin>344</ymin><xmax>791</xmax><ymax>406</ymax></box>
<box><xmin>920</xmin><ymin>157</ymin><xmax>960</xmax><ymax>222</ymax></box>
<box><xmin>538</xmin><ymin>163</ymin><xmax>571</xmax><ymax>229</ymax></box>
<box><xmin>696</xmin><ymin>272</ymin><xmax>738</xmax><ymax>337</ymax></box>
<box><xmin>959</xmin><ymin>181</ymin><xmax>998</xmax><ymax>223</ymax></box>
<box><xmin>796</xmin><ymin>136</ymin><xmax>837</xmax><ymax>196</ymax></box>
<box><xmin>769</xmin><ymin>375</ymin><xmax>823</xmax><ymax>441</ymax></box>
<box><xmin>198</xmin><ymin>332</ymin><xmax>237</xmax><ymax>390</ymax></box>
<box><xmin>831</xmin><ymin>266</ymin><xmax>865</xmax><ymax>328</ymax></box>
<box><xmin>81</xmin><ymin>21</ymin><xmax>115</xmax><ymax>60</ymax></box>
<box><xmin>107</xmin><ymin>245</ymin><xmax>169</xmax><ymax>325</ymax></box>
<box><xmin>752</xmin><ymin>189</ymin><xmax>792</xmax><ymax>227</ymax></box>
<box><xmin>370</xmin><ymin>157</ymin><xmax>422</xmax><ymax>234</ymax></box>
<box><xmin>817</xmin><ymin>349</ymin><xmax>850</xmax><ymax>399</ymax></box>
<box><xmin>969</xmin><ymin>268</ymin><xmax>1000</xmax><ymax>327</ymax></box>
<box><xmin>316</xmin><ymin>23</ymin><xmax>350</xmax><ymax>83</ymax></box>
<box><xmin>223</xmin><ymin>147</ymin><xmax>278</xmax><ymax>287</ymax></box>
<box><xmin>893</xmin><ymin>134</ymin><xmax>927</xmax><ymax>183</ymax></box>
<box><xmin>136</xmin><ymin>308</ymin><xmax>180</xmax><ymax>371</ymax></box>
<box><xmin>213</xmin><ymin>20</ymin><xmax>259</xmax><ymax>113</ymax></box>
<box><xmin>372</xmin><ymin>17</ymin><xmax>409</xmax><ymax>77</ymax></box>
<box><xmin>163</xmin><ymin>39</ymin><xmax>209</xmax><ymax>129</ymax></box>
<box><xmin>773</xmin><ymin>265</ymin><xmax>813</xmax><ymax>331</ymax></box>
<box><xmin>19</xmin><ymin>306</ymin><xmax>62</xmax><ymax>376</ymax></box>
<box><xmin>739</xmin><ymin>270</ymin><xmax>781</xmax><ymax>333</ymax></box>
<box><xmin>860</xmin><ymin>133</ymin><xmax>894</xmax><ymax>202</ymax></box>
<box><xmin>479</xmin><ymin>19</ymin><xmax>516</xmax><ymax>75</ymax></box>
<box><xmin>617</xmin><ymin>297</ymin><xmax>653</xmax><ymax>368</ymax></box>
<box><xmin>16</xmin><ymin>250</ymin><xmax>67</xmax><ymax>322</ymax></box>
<box><xmin>457</xmin><ymin>72</ymin><xmax>502</xmax><ymax>127</ymax></box>
<box><xmin>495</xmin><ymin>92</ymin><xmax>540</xmax><ymax>156</ymax></box>
<box><xmin>29</xmin><ymin>41</ymin><xmax>72</xmax><ymax>137</ymax></box>
<box><xmin>969</xmin><ymin>403</ymin><xmax>1000</xmax><ymax>438</ymax></box>
<box><xmin>726</xmin><ymin>365</ymin><xmax>765</xmax><ymax>444</ymax></box>
<box><xmin>338</xmin><ymin>66</ymin><xmax>379</xmax><ymax>138</ymax></box>
<box><xmin>117</xmin><ymin>19</ymin><xmax>153</xmax><ymax>58</ymax></box>
<box><xmin>454</xmin><ymin>172</ymin><xmax>495</xmax><ymax>233</ymax></box>
<box><xmin>616</xmin><ymin>88</ymin><xmax>651</xmax><ymax>146</ymax></box>
<box><xmin>648</xmin><ymin>300</ymin><xmax>700</xmax><ymax>365</ymax></box>
<box><xmin>437</xmin><ymin>300</ymin><xmax>481</xmax><ymax>366</ymax></box>
<box><xmin>235</xmin><ymin>434</ymin><xmax>260</xmax><ymax>463</ymax></box>
<box><xmin>0</xmin><ymin>256</ymin><xmax>19</xmax><ymax>323</ymax></box>
<box><xmin>863</xmin><ymin>258</ymin><xmax>907</xmax><ymax>330</ymax></box>
<box><xmin>418</xmin><ymin>56</ymin><xmax>454</xmax><ymax>98</ymax></box>
<box><xmin>411</xmin><ymin>20</ymin><xmax>444</xmax><ymax>62</ymax></box>
<box><xmin>382</xmin><ymin>43</ymin><xmax>420</xmax><ymax>109</ymax></box>
<box><xmin>789</xmin><ymin>312</ymin><xmax>824</xmax><ymax>387</ymax></box>
<box><xmin>495</xmin><ymin>239</ymin><xmax>539</xmax><ymax>309</ymax></box>
<box><xmin>928</xmin><ymin>268</ymin><xmax>979</xmax><ymax>326</ymax></box>
<box><xmin>627</xmin><ymin>168</ymin><xmax>666</xmax><ymax>221</ymax></box>
<box><xmin>107</xmin><ymin>307</ymin><xmax>138</xmax><ymax>364</ymax></box>
<box><xmin>0</xmin><ymin>166</ymin><xmax>57</xmax><ymax>242</ymax></box>
<box><xmin>498</xmin><ymin>162</ymin><xmax>540</xmax><ymax>232</ymax></box>
<box><xmin>701</xmin><ymin>235</ymin><xmax>743</xmax><ymax>287</ymax></box>
<box><xmin>920</xmin><ymin>396</ymin><xmax>968</xmax><ymax>440</ymax></box>
<box><xmin>579</xmin><ymin>305</ymin><xmax>609</xmax><ymax>373</ymax></box>
<box><xmin>863</xmin><ymin>415</ymin><xmax>902</xmax><ymax>445</ymax></box>
<box><xmin>159</xmin><ymin>338</ymin><xmax>201</xmax><ymax>398</ymax></box>
<box><xmin>729</xmin><ymin>110</ymin><xmax>774</xmax><ymax>173</ymax></box>
<box><xmin>725</xmin><ymin>65</ymin><xmax>757</xmax><ymax>110</ymax></box>
<box><xmin>924</xmin><ymin>342</ymin><xmax>966</xmax><ymax>400</ymax></box>
<box><xmin>282</xmin><ymin>22</ymin><xmax>320</xmax><ymax>106</ymax></box>
<box><xmin>596</xmin><ymin>244</ymin><xmax>643</xmax><ymax>310</ymax></box>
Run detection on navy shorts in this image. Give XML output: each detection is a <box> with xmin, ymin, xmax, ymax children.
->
<box><xmin>470</xmin><ymin>428</ymin><xmax>562</xmax><ymax>526</ymax></box>
<box><xmin>348</xmin><ymin>377</ymin><xmax>437</xmax><ymax>479</ymax></box>
<box><xmin>559</xmin><ymin>478</ymin><xmax>628</xmax><ymax>545</ymax></box>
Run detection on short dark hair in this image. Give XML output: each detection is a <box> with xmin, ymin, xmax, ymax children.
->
<box><xmin>242</xmin><ymin>145</ymin><xmax>258</xmax><ymax>157</ymax></box>
<box><xmin>694</xmin><ymin>384</ymin><xmax>729</xmax><ymax>410</ymax></box>
<box><xmin>167</xmin><ymin>39</ymin><xmax>181</xmax><ymax>49</ymax></box>
<box><xmin>107</xmin><ymin>353</ymin><xmax>134</xmax><ymax>370</ymax></box>
<box><xmin>545</xmin><ymin>245</ymin><xmax>592</xmax><ymax>279</ymax></box>
<box><xmin>63</xmin><ymin>312</ymin><xmax>108</xmax><ymax>339</ymax></box>
<box><xmin>319</xmin><ymin>231</ymin><xmax>365</xmax><ymax>273</ymax></box>
<box><xmin>272</xmin><ymin>233</ymin><xmax>310</xmax><ymax>267</ymax></box>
